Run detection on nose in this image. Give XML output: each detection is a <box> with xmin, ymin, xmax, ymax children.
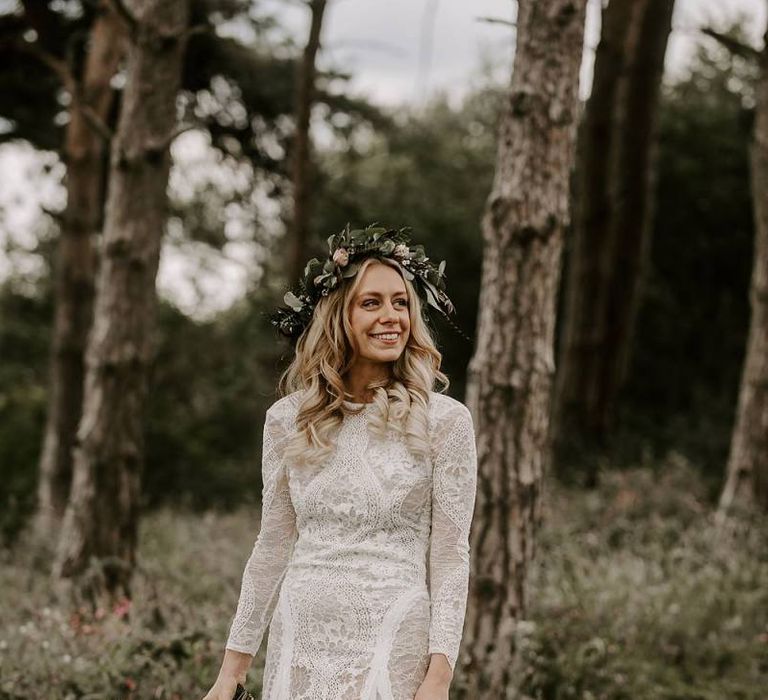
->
<box><xmin>379</xmin><ymin>301</ymin><xmax>400</xmax><ymax>323</ymax></box>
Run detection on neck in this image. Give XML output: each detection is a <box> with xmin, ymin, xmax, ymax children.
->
<box><xmin>344</xmin><ymin>360</ymin><xmax>391</xmax><ymax>403</ymax></box>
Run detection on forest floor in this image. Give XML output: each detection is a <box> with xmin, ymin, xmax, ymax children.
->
<box><xmin>1</xmin><ymin>454</ymin><xmax>767</xmax><ymax>699</ymax></box>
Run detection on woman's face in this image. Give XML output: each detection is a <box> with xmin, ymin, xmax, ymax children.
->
<box><xmin>348</xmin><ymin>262</ymin><xmax>411</xmax><ymax>364</ymax></box>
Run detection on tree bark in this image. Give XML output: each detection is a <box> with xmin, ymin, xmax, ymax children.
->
<box><xmin>53</xmin><ymin>0</ymin><xmax>190</xmax><ymax>599</ymax></box>
<box><xmin>553</xmin><ymin>0</ymin><xmax>674</xmax><ymax>473</ymax></box>
<box><xmin>35</xmin><ymin>3</ymin><xmax>124</xmax><ymax>539</ymax></box>
<box><xmin>461</xmin><ymin>1</ymin><xmax>587</xmax><ymax>695</ymax></box>
<box><xmin>553</xmin><ymin>0</ymin><xmax>641</xmax><ymax>462</ymax></box>
<box><xmin>288</xmin><ymin>0</ymin><xmax>327</xmax><ymax>283</ymax></box>
<box><xmin>717</xmin><ymin>21</ymin><xmax>768</xmax><ymax>521</ymax></box>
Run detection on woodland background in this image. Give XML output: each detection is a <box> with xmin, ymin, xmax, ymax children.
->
<box><xmin>1</xmin><ymin>0</ymin><xmax>767</xmax><ymax>698</ymax></box>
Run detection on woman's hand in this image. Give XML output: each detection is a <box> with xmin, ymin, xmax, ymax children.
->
<box><xmin>201</xmin><ymin>674</ymin><xmax>239</xmax><ymax>700</ymax></box>
<box><xmin>414</xmin><ymin>653</ymin><xmax>452</xmax><ymax>699</ymax></box>
<box><xmin>202</xmin><ymin>649</ymin><xmax>252</xmax><ymax>700</ymax></box>
<box><xmin>414</xmin><ymin>675</ymin><xmax>450</xmax><ymax>700</ymax></box>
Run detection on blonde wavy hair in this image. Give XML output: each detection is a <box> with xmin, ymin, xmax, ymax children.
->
<box><xmin>277</xmin><ymin>257</ymin><xmax>449</xmax><ymax>468</ymax></box>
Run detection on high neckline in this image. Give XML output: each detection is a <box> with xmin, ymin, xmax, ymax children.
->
<box><xmin>342</xmin><ymin>400</ymin><xmax>374</xmax><ymax>408</ymax></box>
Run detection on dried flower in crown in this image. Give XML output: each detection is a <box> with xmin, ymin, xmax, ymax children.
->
<box><xmin>332</xmin><ymin>248</ymin><xmax>349</xmax><ymax>267</ymax></box>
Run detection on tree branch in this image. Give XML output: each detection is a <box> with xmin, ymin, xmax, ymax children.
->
<box><xmin>6</xmin><ymin>39</ymin><xmax>74</xmax><ymax>90</ymax></box>
<box><xmin>700</xmin><ymin>27</ymin><xmax>760</xmax><ymax>62</ymax></box>
<box><xmin>107</xmin><ymin>0</ymin><xmax>139</xmax><ymax>36</ymax></box>
<box><xmin>169</xmin><ymin>23</ymin><xmax>210</xmax><ymax>42</ymax></box>
<box><xmin>475</xmin><ymin>16</ymin><xmax>516</xmax><ymax>28</ymax></box>
<box><xmin>2</xmin><ymin>39</ymin><xmax>114</xmax><ymax>142</ymax></box>
<box><xmin>79</xmin><ymin>104</ymin><xmax>115</xmax><ymax>142</ymax></box>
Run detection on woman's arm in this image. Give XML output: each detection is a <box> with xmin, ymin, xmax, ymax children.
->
<box><xmin>425</xmin><ymin>402</ymin><xmax>478</xmax><ymax>677</ymax></box>
<box><xmin>223</xmin><ymin>405</ymin><xmax>298</xmax><ymax>661</ymax></box>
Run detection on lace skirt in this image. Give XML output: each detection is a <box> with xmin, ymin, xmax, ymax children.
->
<box><xmin>261</xmin><ymin>571</ymin><xmax>431</xmax><ymax>700</ymax></box>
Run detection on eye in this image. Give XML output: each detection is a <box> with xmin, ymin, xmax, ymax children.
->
<box><xmin>362</xmin><ymin>298</ymin><xmax>408</xmax><ymax>307</ymax></box>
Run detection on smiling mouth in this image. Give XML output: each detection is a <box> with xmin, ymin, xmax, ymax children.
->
<box><xmin>369</xmin><ymin>332</ymin><xmax>401</xmax><ymax>342</ymax></box>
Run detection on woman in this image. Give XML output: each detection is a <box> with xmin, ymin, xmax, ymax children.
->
<box><xmin>203</xmin><ymin>225</ymin><xmax>478</xmax><ymax>700</ymax></box>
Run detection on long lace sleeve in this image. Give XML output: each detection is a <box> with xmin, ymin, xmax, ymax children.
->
<box><xmin>427</xmin><ymin>401</ymin><xmax>478</xmax><ymax>672</ymax></box>
<box><xmin>225</xmin><ymin>404</ymin><xmax>298</xmax><ymax>656</ymax></box>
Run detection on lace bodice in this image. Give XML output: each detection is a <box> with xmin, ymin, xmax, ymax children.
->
<box><xmin>225</xmin><ymin>390</ymin><xmax>478</xmax><ymax>695</ymax></box>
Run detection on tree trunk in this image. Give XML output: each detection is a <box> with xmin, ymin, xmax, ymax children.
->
<box><xmin>288</xmin><ymin>0</ymin><xmax>327</xmax><ymax>283</ymax></box>
<box><xmin>554</xmin><ymin>0</ymin><xmax>674</xmax><ymax>475</ymax></box>
<box><xmin>717</xmin><ymin>22</ymin><xmax>768</xmax><ymax>522</ymax></box>
<box><xmin>35</xmin><ymin>3</ymin><xmax>124</xmax><ymax>539</ymax></box>
<box><xmin>54</xmin><ymin>0</ymin><xmax>190</xmax><ymax>600</ymax></box>
<box><xmin>553</xmin><ymin>0</ymin><xmax>641</xmax><ymax>465</ymax></box>
<box><xmin>461</xmin><ymin>1</ymin><xmax>587</xmax><ymax>695</ymax></box>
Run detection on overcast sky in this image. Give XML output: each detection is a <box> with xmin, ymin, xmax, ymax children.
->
<box><xmin>1</xmin><ymin>0</ymin><xmax>766</xmax><ymax>317</ymax></box>
<box><xmin>265</xmin><ymin>0</ymin><xmax>766</xmax><ymax>106</ymax></box>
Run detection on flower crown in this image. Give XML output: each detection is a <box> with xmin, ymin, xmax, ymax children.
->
<box><xmin>269</xmin><ymin>223</ymin><xmax>471</xmax><ymax>343</ymax></box>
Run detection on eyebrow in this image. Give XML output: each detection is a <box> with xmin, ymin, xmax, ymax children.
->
<box><xmin>357</xmin><ymin>291</ymin><xmax>408</xmax><ymax>299</ymax></box>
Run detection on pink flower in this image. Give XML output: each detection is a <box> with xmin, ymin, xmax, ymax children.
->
<box><xmin>112</xmin><ymin>596</ymin><xmax>132</xmax><ymax>619</ymax></box>
<box><xmin>333</xmin><ymin>248</ymin><xmax>349</xmax><ymax>266</ymax></box>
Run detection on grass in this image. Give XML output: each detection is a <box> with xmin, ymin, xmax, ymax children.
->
<box><xmin>1</xmin><ymin>455</ymin><xmax>767</xmax><ymax>699</ymax></box>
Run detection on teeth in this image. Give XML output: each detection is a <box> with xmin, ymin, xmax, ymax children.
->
<box><xmin>371</xmin><ymin>333</ymin><xmax>399</xmax><ymax>340</ymax></box>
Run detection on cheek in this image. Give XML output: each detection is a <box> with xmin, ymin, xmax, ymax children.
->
<box><xmin>349</xmin><ymin>311</ymin><xmax>366</xmax><ymax>334</ymax></box>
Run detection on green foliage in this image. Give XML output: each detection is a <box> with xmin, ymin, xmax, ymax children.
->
<box><xmin>0</xmin><ymin>286</ymin><xmax>51</xmax><ymax>542</ymax></box>
<box><xmin>514</xmin><ymin>458</ymin><xmax>768</xmax><ymax>699</ymax></box>
<box><xmin>0</xmin><ymin>509</ymin><xmax>269</xmax><ymax>698</ymax></box>
<box><xmin>143</xmin><ymin>298</ymin><xmax>280</xmax><ymax>510</ymax></box>
<box><xmin>3</xmin><ymin>460</ymin><xmax>767</xmax><ymax>697</ymax></box>
<box><xmin>618</xmin><ymin>38</ymin><xmax>755</xmax><ymax>478</ymax></box>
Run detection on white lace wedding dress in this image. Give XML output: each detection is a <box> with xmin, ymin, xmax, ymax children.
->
<box><xmin>225</xmin><ymin>390</ymin><xmax>478</xmax><ymax>700</ymax></box>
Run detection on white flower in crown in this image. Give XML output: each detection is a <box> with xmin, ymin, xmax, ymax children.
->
<box><xmin>393</xmin><ymin>243</ymin><xmax>409</xmax><ymax>259</ymax></box>
<box><xmin>332</xmin><ymin>247</ymin><xmax>349</xmax><ymax>267</ymax></box>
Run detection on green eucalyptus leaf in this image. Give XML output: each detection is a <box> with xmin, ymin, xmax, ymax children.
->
<box><xmin>421</xmin><ymin>279</ymin><xmax>443</xmax><ymax>312</ymax></box>
<box><xmin>284</xmin><ymin>291</ymin><xmax>303</xmax><ymax>311</ymax></box>
<box><xmin>304</xmin><ymin>258</ymin><xmax>319</xmax><ymax>278</ymax></box>
<box><xmin>342</xmin><ymin>262</ymin><xmax>361</xmax><ymax>278</ymax></box>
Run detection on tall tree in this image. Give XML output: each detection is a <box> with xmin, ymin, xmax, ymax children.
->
<box><xmin>554</xmin><ymin>0</ymin><xmax>675</xmax><ymax>477</ymax></box>
<box><xmin>54</xmin><ymin>0</ymin><xmax>191</xmax><ymax>599</ymax></box>
<box><xmin>34</xmin><ymin>2</ymin><xmax>125</xmax><ymax>538</ymax></box>
<box><xmin>462</xmin><ymin>0</ymin><xmax>587</xmax><ymax>695</ymax></box>
<box><xmin>553</xmin><ymin>0</ymin><xmax>642</xmax><ymax>462</ymax></box>
<box><xmin>287</xmin><ymin>0</ymin><xmax>328</xmax><ymax>282</ymax></box>
<box><xmin>717</xmin><ymin>19</ymin><xmax>768</xmax><ymax>522</ymax></box>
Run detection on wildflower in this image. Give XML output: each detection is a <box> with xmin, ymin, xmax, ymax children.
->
<box><xmin>113</xmin><ymin>596</ymin><xmax>132</xmax><ymax>619</ymax></box>
<box><xmin>332</xmin><ymin>247</ymin><xmax>349</xmax><ymax>266</ymax></box>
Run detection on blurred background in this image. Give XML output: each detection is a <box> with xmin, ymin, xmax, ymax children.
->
<box><xmin>1</xmin><ymin>0</ymin><xmax>767</xmax><ymax>697</ymax></box>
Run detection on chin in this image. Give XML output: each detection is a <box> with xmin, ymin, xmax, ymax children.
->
<box><xmin>363</xmin><ymin>345</ymin><xmax>404</xmax><ymax>361</ymax></box>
